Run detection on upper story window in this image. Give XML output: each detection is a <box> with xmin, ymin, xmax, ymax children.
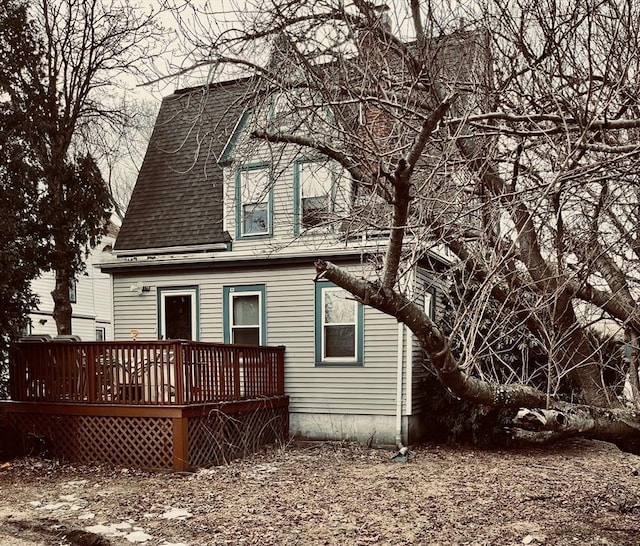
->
<box><xmin>236</xmin><ymin>164</ymin><xmax>271</xmax><ymax>238</ymax></box>
<box><xmin>424</xmin><ymin>287</ymin><xmax>435</xmax><ymax>320</ymax></box>
<box><xmin>295</xmin><ymin>160</ymin><xmax>333</xmax><ymax>234</ymax></box>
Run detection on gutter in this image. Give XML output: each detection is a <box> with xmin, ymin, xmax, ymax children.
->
<box><xmin>113</xmin><ymin>242</ymin><xmax>229</xmax><ymax>257</ymax></box>
<box><xmin>99</xmin><ymin>247</ymin><xmax>377</xmax><ymax>272</ymax></box>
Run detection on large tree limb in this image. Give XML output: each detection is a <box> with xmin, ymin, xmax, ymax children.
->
<box><xmin>513</xmin><ymin>407</ymin><xmax>640</xmax><ymax>440</ymax></box>
<box><xmin>448</xmin><ymin>112</ymin><xmax>640</xmax><ymax>131</ymax></box>
<box><xmin>315</xmin><ymin>260</ymin><xmax>640</xmax><ymax>443</ymax></box>
<box><xmin>315</xmin><ymin>259</ymin><xmax>549</xmax><ymax>408</ymax></box>
<box><xmin>452</xmin><ymin>137</ymin><xmax>611</xmax><ymax>406</ymax></box>
<box><xmin>382</xmin><ymin>95</ymin><xmax>456</xmax><ymax>290</ymax></box>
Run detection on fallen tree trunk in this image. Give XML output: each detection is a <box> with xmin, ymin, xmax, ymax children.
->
<box><xmin>513</xmin><ymin>406</ymin><xmax>640</xmax><ymax>440</ymax></box>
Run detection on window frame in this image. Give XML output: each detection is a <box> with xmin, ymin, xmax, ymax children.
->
<box><xmin>424</xmin><ymin>286</ymin><xmax>436</xmax><ymax>320</ymax></box>
<box><xmin>293</xmin><ymin>159</ymin><xmax>334</xmax><ymax>235</ymax></box>
<box><xmin>314</xmin><ymin>281</ymin><xmax>363</xmax><ymax>366</ymax></box>
<box><xmin>157</xmin><ymin>286</ymin><xmax>200</xmax><ymax>341</ymax></box>
<box><xmin>235</xmin><ymin>163</ymin><xmax>273</xmax><ymax>239</ymax></box>
<box><xmin>223</xmin><ymin>284</ymin><xmax>267</xmax><ymax>345</ymax></box>
<box><xmin>69</xmin><ymin>278</ymin><xmax>77</xmax><ymax>304</ymax></box>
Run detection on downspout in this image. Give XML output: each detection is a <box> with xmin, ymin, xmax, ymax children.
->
<box><xmin>395</xmin><ymin>321</ymin><xmax>404</xmax><ymax>448</ymax></box>
<box><xmin>405</xmin><ymin>323</ymin><xmax>412</xmax><ymax>441</ymax></box>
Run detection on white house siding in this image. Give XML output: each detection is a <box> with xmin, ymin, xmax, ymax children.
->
<box><xmin>223</xmin><ymin>136</ymin><xmax>357</xmax><ymax>260</ymax></box>
<box><xmin>111</xmin><ymin>261</ymin><xmax>408</xmax><ymax>443</ymax></box>
<box><xmin>27</xmin><ymin>238</ymin><xmax>115</xmax><ymax>341</ymax></box>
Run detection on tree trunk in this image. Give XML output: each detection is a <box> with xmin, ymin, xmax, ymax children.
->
<box><xmin>51</xmin><ymin>269</ymin><xmax>72</xmax><ymax>335</ymax></box>
<box><xmin>513</xmin><ymin>407</ymin><xmax>640</xmax><ymax>442</ymax></box>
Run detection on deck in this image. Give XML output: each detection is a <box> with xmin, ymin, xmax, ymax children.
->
<box><xmin>0</xmin><ymin>340</ymin><xmax>288</xmax><ymax>470</ymax></box>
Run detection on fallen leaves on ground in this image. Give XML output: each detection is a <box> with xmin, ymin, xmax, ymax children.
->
<box><xmin>0</xmin><ymin>439</ymin><xmax>639</xmax><ymax>545</ymax></box>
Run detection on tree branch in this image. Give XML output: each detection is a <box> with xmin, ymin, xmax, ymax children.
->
<box><xmin>315</xmin><ymin>259</ymin><xmax>550</xmax><ymax>408</ymax></box>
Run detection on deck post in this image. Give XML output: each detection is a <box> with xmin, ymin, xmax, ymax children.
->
<box><xmin>172</xmin><ymin>416</ymin><xmax>189</xmax><ymax>471</ymax></box>
<box><xmin>233</xmin><ymin>349</ymin><xmax>241</xmax><ymax>399</ymax></box>
<box><xmin>277</xmin><ymin>346</ymin><xmax>285</xmax><ymax>395</ymax></box>
<box><xmin>174</xmin><ymin>342</ymin><xmax>185</xmax><ymax>405</ymax></box>
<box><xmin>86</xmin><ymin>345</ymin><xmax>96</xmax><ymax>402</ymax></box>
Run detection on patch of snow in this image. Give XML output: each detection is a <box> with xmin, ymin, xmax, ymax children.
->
<box><xmin>42</xmin><ymin>502</ymin><xmax>66</xmax><ymax>510</ymax></box>
<box><xmin>159</xmin><ymin>542</ymin><xmax>189</xmax><ymax>546</ymax></box>
<box><xmin>28</xmin><ymin>501</ymin><xmax>41</xmax><ymax>507</ymax></box>
<box><xmin>160</xmin><ymin>507</ymin><xmax>193</xmax><ymax>520</ymax></box>
<box><xmin>522</xmin><ymin>534</ymin><xmax>546</xmax><ymax>544</ymax></box>
<box><xmin>125</xmin><ymin>530</ymin><xmax>153</xmax><ymax>543</ymax></box>
<box><xmin>113</xmin><ymin>522</ymin><xmax>133</xmax><ymax>530</ymax></box>
<box><xmin>78</xmin><ymin>513</ymin><xmax>95</xmax><ymax>520</ymax></box>
<box><xmin>59</xmin><ymin>494</ymin><xmax>79</xmax><ymax>502</ymax></box>
<box><xmin>62</xmin><ymin>480</ymin><xmax>88</xmax><ymax>488</ymax></box>
<box><xmin>194</xmin><ymin>468</ymin><xmax>218</xmax><ymax>477</ymax></box>
<box><xmin>254</xmin><ymin>464</ymin><xmax>278</xmax><ymax>473</ymax></box>
<box><xmin>85</xmin><ymin>524</ymin><xmax>126</xmax><ymax>537</ymax></box>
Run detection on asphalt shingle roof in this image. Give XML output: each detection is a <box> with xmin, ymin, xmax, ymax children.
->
<box><xmin>115</xmin><ymin>78</ymin><xmax>252</xmax><ymax>252</ymax></box>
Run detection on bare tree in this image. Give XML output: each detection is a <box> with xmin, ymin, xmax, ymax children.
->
<box><xmin>90</xmin><ymin>95</ymin><xmax>158</xmax><ymax>221</ymax></box>
<box><xmin>0</xmin><ymin>0</ymin><xmax>164</xmax><ymax>334</ymax></box>
<box><xmin>173</xmin><ymin>0</ymin><xmax>640</xmax><ymax>445</ymax></box>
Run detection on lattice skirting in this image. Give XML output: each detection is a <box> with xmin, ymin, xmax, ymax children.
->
<box><xmin>3</xmin><ymin>397</ymin><xmax>289</xmax><ymax>470</ymax></box>
<box><xmin>7</xmin><ymin>412</ymin><xmax>174</xmax><ymax>469</ymax></box>
<box><xmin>187</xmin><ymin>403</ymin><xmax>289</xmax><ymax>467</ymax></box>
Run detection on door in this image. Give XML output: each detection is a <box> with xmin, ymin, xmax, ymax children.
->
<box><xmin>159</xmin><ymin>287</ymin><xmax>198</xmax><ymax>340</ymax></box>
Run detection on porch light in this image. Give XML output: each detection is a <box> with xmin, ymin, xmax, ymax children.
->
<box><xmin>130</xmin><ymin>282</ymin><xmax>151</xmax><ymax>295</ymax></box>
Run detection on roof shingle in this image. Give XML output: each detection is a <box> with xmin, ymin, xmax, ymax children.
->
<box><xmin>115</xmin><ymin>78</ymin><xmax>252</xmax><ymax>252</ymax></box>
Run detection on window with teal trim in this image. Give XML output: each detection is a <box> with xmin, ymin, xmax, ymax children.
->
<box><xmin>315</xmin><ymin>282</ymin><xmax>363</xmax><ymax>365</ymax></box>
<box><xmin>237</xmin><ymin>165</ymin><xmax>271</xmax><ymax>237</ymax></box>
<box><xmin>293</xmin><ymin>160</ymin><xmax>334</xmax><ymax>235</ymax></box>
<box><xmin>223</xmin><ymin>285</ymin><xmax>266</xmax><ymax>345</ymax></box>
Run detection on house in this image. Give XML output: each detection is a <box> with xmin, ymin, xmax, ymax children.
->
<box><xmin>101</xmin><ymin>29</ymin><xmax>485</xmax><ymax>446</ymax></box>
<box><xmin>99</xmin><ymin>78</ymin><xmax>447</xmax><ymax>447</ymax></box>
<box><xmin>27</xmin><ymin>223</ymin><xmax>118</xmax><ymax>341</ymax></box>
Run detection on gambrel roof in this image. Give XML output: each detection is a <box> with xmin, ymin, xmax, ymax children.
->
<box><xmin>115</xmin><ymin>30</ymin><xmax>487</xmax><ymax>255</ymax></box>
<box><xmin>115</xmin><ymin>78</ymin><xmax>253</xmax><ymax>253</ymax></box>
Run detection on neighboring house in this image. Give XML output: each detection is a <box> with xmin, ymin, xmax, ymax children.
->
<box><xmin>101</xmin><ymin>31</ymin><xmax>482</xmax><ymax>444</ymax></box>
<box><xmin>28</xmin><ymin>224</ymin><xmax>118</xmax><ymax>341</ymax></box>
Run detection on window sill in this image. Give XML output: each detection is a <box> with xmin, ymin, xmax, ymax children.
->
<box><xmin>237</xmin><ymin>233</ymin><xmax>272</xmax><ymax>240</ymax></box>
<box><xmin>315</xmin><ymin>361</ymin><xmax>363</xmax><ymax>367</ymax></box>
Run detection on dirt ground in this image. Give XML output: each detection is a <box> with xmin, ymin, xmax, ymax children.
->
<box><xmin>0</xmin><ymin>439</ymin><xmax>639</xmax><ymax>546</ymax></box>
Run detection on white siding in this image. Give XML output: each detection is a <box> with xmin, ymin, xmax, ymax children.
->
<box><xmin>28</xmin><ymin>236</ymin><xmax>115</xmax><ymax>341</ymax></box>
<box><xmin>223</xmin><ymin>133</ymin><xmax>356</xmax><ymax>259</ymax></box>
<box><xmin>112</xmin><ymin>262</ymin><xmax>402</xmax><ymax>416</ymax></box>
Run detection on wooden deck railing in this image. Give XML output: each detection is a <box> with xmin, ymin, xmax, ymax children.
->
<box><xmin>9</xmin><ymin>340</ymin><xmax>285</xmax><ymax>405</ymax></box>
